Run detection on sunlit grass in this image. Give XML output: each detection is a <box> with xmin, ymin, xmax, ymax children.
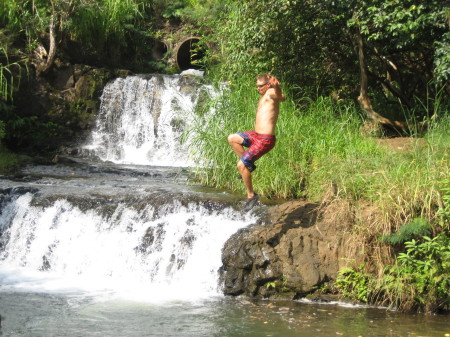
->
<box><xmin>190</xmin><ymin>78</ymin><xmax>449</xmax><ymax>234</ymax></box>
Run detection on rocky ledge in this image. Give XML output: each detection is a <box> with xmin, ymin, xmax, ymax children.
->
<box><xmin>220</xmin><ymin>199</ymin><xmax>366</xmax><ymax>299</ymax></box>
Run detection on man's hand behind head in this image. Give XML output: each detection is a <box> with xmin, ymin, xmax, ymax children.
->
<box><xmin>268</xmin><ymin>75</ymin><xmax>280</xmax><ymax>88</ymax></box>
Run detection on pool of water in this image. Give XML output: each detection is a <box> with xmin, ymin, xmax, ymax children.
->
<box><xmin>1</xmin><ymin>291</ymin><xmax>449</xmax><ymax>337</ymax></box>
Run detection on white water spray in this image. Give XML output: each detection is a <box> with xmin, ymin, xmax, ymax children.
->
<box><xmin>0</xmin><ymin>193</ymin><xmax>254</xmax><ymax>302</ymax></box>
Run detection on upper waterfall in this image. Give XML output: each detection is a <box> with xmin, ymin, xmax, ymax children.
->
<box><xmin>84</xmin><ymin>72</ymin><xmax>212</xmax><ymax>166</ymax></box>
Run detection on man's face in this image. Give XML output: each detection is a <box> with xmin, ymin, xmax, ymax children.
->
<box><xmin>256</xmin><ymin>79</ymin><xmax>269</xmax><ymax>95</ymax></box>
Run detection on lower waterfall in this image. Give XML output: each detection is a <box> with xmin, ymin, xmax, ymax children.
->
<box><xmin>0</xmin><ymin>187</ymin><xmax>255</xmax><ymax>302</ymax></box>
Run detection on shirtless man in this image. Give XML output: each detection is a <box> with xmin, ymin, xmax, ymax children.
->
<box><xmin>227</xmin><ymin>74</ymin><xmax>285</xmax><ymax>211</ymax></box>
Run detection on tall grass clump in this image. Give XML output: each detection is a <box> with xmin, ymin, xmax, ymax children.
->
<box><xmin>69</xmin><ymin>0</ymin><xmax>148</xmax><ymax>48</ymax></box>
<box><xmin>372</xmin><ymin>113</ymin><xmax>449</xmax><ymax>234</ymax></box>
<box><xmin>190</xmin><ymin>76</ymin><xmax>384</xmax><ymax>200</ymax></box>
<box><xmin>191</xmin><ymin>78</ymin><xmax>449</xmax><ymax>237</ymax></box>
<box><xmin>0</xmin><ymin>45</ymin><xmax>25</xmax><ymax>102</ymax></box>
<box><xmin>0</xmin><ymin>0</ymin><xmax>151</xmax><ymax>56</ymax></box>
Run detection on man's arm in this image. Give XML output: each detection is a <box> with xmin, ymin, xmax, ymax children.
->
<box><xmin>268</xmin><ymin>75</ymin><xmax>286</xmax><ymax>102</ymax></box>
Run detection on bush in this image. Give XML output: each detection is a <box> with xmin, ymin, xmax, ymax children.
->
<box><xmin>335</xmin><ymin>180</ymin><xmax>450</xmax><ymax>313</ymax></box>
<box><xmin>381</xmin><ymin>218</ymin><xmax>432</xmax><ymax>245</ymax></box>
<box><xmin>375</xmin><ymin>233</ymin><xmax>450</xmax><ymax>312</ymax></box>
<box><xmin>334</xmin><ymin>264</ymin><xmax>372</xmax><ymax>303</ymax></box>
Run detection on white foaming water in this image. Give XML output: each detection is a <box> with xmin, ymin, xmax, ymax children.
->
<box><xmin>0</xmin><ymin>193</ymin><xmax>254</xmax><ymax>302</ymax></box>
<box><xmin>85</xmin><ymin>73</ymin><xmax>213</xmax><ymax>166</ymax></box>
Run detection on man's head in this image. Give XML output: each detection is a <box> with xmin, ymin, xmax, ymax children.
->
<box><xmin>256</xmin><ymin>74</ymin><xmax>271</xmax><ymax>95</ymax></box>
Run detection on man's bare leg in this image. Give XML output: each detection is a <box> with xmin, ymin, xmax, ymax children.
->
<box><xmin>228</xmin><ymin>134</ymin><xmax>259</xmax><ymax>210</ymax></box>
<box><xmin>237</xmin><ymin>160</ymin><xmax>255</xmax><ymax>198</ymax></box>
<box><xmin>227</xmin><ymin>134</ymin><xmax>245</xmax><ymax>158</ymax></box>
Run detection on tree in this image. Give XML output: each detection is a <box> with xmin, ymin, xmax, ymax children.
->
<box><xmin>348</xmin><ymin>0</ymin><xmax>448</xmax><ymax>128</ymax></box>
<box><xmin>204</xmin><ymin>0</ymin><xmax>449</xmax><ymax>128</ymax></box>
<box><xmin>0</xmin><ymin>0</ymin><xmax>154</xmax><ymax>74</ymax></box>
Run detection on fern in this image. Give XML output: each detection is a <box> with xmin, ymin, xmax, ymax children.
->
<box><xmin>381</xmin><ymin>218</ymin><xmax>432</xmax><ymax>245</ymax></box>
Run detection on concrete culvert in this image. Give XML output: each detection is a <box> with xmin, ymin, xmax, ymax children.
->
<box><xmin>176</xmin><ymin>37</ymin><xmax>205</xmax><ymax>71</ymax></box>
<box><xmin>152</xmin><ymin>40</ymin><xmax>168</xmax><ymax>61</ymax></box>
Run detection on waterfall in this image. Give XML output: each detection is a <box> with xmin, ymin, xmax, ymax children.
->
<box><xmin>0</xmin><ymin>189</ymin><xmax>255</xmax><ymax>301</ymax></box>
<box><xmin>84</xmin><ymin>72</ymin><xmax>212</xmax><ymax>167</ymax></box>
<box><xmin>0</xmin><ymin>72</ymin><xmax>250</xmax><ymax>304</ymax></box>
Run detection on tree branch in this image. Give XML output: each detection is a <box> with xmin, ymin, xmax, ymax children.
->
<box><xmin>354</xmin><ymin>28</ymin><xmax>406</xmax><ymax>130</ymax></box>
<box><xmin>41</xmin><ymin>15</ymin><xmax>56</xmax><ymax>74</ymax></box>
<box><xmin>368</xmin><ymin>69</ymin><xmax>413</xmax><ymax>108</ymax></box>
<box><xmin>33</xmin><ymin>1</ymin><xmax>57</xmax><ymax>76</ymax></box>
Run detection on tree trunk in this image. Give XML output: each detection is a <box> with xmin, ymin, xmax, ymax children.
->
<box><xmin>42</xmin><ymin>16</ymin><xmax>57</xmax><ymax>74</ymax></box>
<box><xmin>33</xmin><ymin>16</ymin><xmax>57</xmax><ymax>75</ymax></box>
<box><xmin>354</xmin><ymin>29</ymin><xmax>406</xmax><ymax>130</ymax></box>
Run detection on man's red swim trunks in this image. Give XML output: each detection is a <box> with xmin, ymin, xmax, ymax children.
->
<box><xmin>237</xmin><ymin>131</ymin><xmax>276</xmax><ymax>172</ymax></box>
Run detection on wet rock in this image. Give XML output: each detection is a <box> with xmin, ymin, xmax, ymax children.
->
<box><xmin>0</xmin><ymin>186</ymin><xmax>40</xmax><ymax>196</ymax></box>
<box><xmin>51</xmin><ymin>155</ymin><xmax>78</xmax><ymax>164</ymax></box>
<box><xmin>50</xmin><ymin>64</ymin><xmax>75</xmax><ymax>90</ymax></box>
<box><xmin>221</xmin><ymin>200</ymin><xmax>357</xmax><ymax>299</ymax></box>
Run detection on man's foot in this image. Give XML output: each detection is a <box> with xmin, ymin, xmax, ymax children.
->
<box><xmin>244</xmin><ymin>194</ymin><xmax>259</xmax><ymax>212</ymax></box>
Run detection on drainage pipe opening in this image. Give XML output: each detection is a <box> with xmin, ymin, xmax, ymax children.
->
<box><xmin>175</xmin><ymin>37</ymin><xmax>205</xmax><ymax>71</ymax></box>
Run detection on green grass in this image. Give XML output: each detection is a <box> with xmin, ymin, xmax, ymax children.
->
<box><xmin>0</xmin><ymin>146</ymin><xmax>22</xmax><ymax>174</ymax></box>
<box><xmin>190</xmin><ymin>78</ymin><xmax>449</xmax><ymax>232</ymax></box>
<box><xmin>192</xmin><ymin>79</ymin><xmax>384</xmax><ymax>200</ymax></box>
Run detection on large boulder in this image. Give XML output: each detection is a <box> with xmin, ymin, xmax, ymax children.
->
<box><xmin>220</xmin><ymin>199</ymin><xmax>361</xmax><ymax>299</ymax></box>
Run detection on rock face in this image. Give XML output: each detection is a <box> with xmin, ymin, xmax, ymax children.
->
<box><xmin>220</xmin><ymin>200</ymin><xmax>358</xmax><ymax>299</ymax></box>
<box><xmin>10</xmin><ymin>61</ymin><xmax>130</xmax><ymax>152</ymax></box>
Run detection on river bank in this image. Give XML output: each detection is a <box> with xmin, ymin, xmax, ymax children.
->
<box><xmin>1</xmin><ymin>67</ymin><xmax>449</xmax><ymax>313</ymax></box>
<box><xmin>1</xmin><ymin>158</ymin><xmax>449</xmax><ymax>337</ymax></box>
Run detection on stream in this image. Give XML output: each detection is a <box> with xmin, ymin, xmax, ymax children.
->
<box><xmin>0</xmin><ymin>72</ymin><xmax>448</xmax><ymax>337</ymax></box>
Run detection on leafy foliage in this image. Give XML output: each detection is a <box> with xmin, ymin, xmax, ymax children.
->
<box><xmin>199</xmin><ymin>0</ymin><xmax>449</xmax><ymax>120</ymax></box>
<box><xmin>348</xmin><ymin>0</ymin><xmax>448</xmax><ymax>118</ymax></box>
<box><xmin>435</xmin><ymin>30</ymin><xmax>450</xmax><ymax>83</ymax></box>
<box><xmin>335</xmin><ymin>181</ymin><xmax>450</xmax><ymax>312</ymax></box>
<box><xmin>3</xmin><ymin>109</ymin><xmax>64</xmax><ymax>152</ymax></box>
<box><xmin>337</xmin><ymin>232</ymin><xmax>450</xmax><ymax>312</ymax></box>
<box><xmin>378</xmin><ymin>233</ymin><xmax>450</xmax><ymax>312</ymax></box>
<box><xmin>0</xmin><ymin>0</ymin><xmax>155</xmax><ymax>70</ymax></box>
<box><xmin>437</xmin><ymin>178</ymin><xmax>450</xmax><ymax>229</ymax></box>
<box><xmin>335</xmin><ymin>264</ymin><xmax>372</xmax><ymax>303</ymax></box>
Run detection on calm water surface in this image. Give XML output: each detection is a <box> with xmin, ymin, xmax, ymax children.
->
<box><xmin>1</xmin><ymin>291</ymin><xmax>449</xmax><ymax>337</ymax></box>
